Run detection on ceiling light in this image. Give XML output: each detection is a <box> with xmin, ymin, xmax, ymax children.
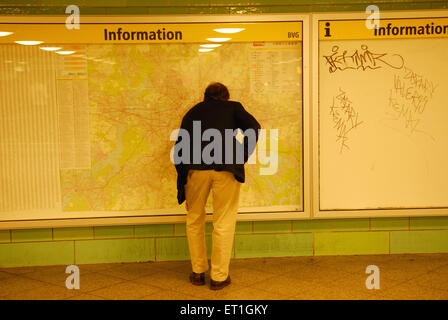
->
<box><xmin>200</xmin><ymin>44</ymin><xmax>222</xmax><ymax>48</ymax></box>
<box><xmin>40</xmin><ymin>47</ymin><xmax>62</xmax><ymax>51</ymax></box>
<box><xmin>198</xmin><ymin>48</ymin><xmax>214</xmax><ymax>52</ymax></box>
<box><xmin>206</xmin><ymin>38</ymin><xmax>231</xmax><ymax>42</ymax></box>
<box><xmin>213</xmin><ymin>28</ymin><xmax>245</xmax><ymax>34</ymax></box>
<box><xmin>0</xmin><ymin>32</ymin><xmax>13</xmax><ymax>37</ymax></box>
<box><xmin>15</xmin><ymin>41</ymin><xmax>43</xmax><ymax>45</ymax></box>
<box><xmin>55</xmin><ymin>51</ymin><xmax>76</xmax><ymax>55</ymax></box>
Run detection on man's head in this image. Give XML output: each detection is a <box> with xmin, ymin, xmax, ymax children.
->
<box><xmin>204</xmin><ymin>82</ymin><xmax>230</xmax><ymax>101</ymax></box>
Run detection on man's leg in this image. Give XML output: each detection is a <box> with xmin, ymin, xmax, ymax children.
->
<box><xmin>185</xmin><ymin>170</ymin><xmax>212</xmax><ymax>274</ymax></box>
<box><xmin>210</xmin><ymin>171</ymin><xmax>241</xmax><ymax>282</ymax></box>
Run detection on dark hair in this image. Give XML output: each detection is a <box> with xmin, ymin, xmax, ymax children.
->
<box><xmin>204</xmin><ymin>82</ymin><xmax>230</xmax><ymax>101</ymax></box>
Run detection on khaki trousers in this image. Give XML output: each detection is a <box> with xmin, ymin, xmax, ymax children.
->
<box><xmin>185</xmin><ymin>169</ymin><xmax>241</xmax><ymax>281</ymax></box>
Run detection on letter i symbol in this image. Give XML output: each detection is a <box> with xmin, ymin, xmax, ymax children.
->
<box><xmin>324</xmin><ymin>22</ymin><xmax>331</xmax><ymax>37</ymax></box>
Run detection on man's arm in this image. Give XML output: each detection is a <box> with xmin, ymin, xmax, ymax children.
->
<box><xmin>234</xmin><ymin>103</ymin><xmax>261</xmax><ymax>163</ymax></box>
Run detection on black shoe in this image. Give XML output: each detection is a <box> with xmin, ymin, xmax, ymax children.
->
<box><xmin>210</xmin><ymin>276</ymin><xmax>231</xmax><ymax>290</ymax></box>
<box><xmin>189</xmin><ymin>272</ymin><xmax>205</xmax><ymax>286</ymax></box>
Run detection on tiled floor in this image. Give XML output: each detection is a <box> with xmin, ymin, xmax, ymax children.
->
<box><xmin>0</xmin><ymin>253</ymin><xmax>447</xmax><ymax>300</ymax></box>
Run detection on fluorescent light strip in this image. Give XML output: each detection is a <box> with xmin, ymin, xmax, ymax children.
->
<box><xmin>206</xmin><ymin>38</ymin><xmax>231</xmax><ymax>43</ymax></box>
<box><xmin>40</xmin><ymin>47</ymin><xmax>62</xmax><ymax>51</ymax></box>
<box><xmin>15</xmin><ymin>41</ymin><xmax>43</xmax><ymax>46</ymax></box>
<box><xmin>0</xmin><ymin>32</ymin><xmax>13</xmax><ymax>37</ymax></box>
<box><xmin>200</xmin><ymin>44</ymin><xmax>222</xmax><ymax>48</ymax></box>
<box><xmin>198</xmin><ymin>48</ymin><xmax>214</xmax><ymax>52</ymax></box>
<box><xmin>213</xmin><ymin>28</ymin><xmax>245</xmax><ymax>34</ymax></box>
<box><xmin>55</xmin><ymin>51</ymin><xmax>76</xmax><ymax>55</ymax></box>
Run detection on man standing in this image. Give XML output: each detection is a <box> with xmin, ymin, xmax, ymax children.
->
<box><xmin>173</xmin><ymin>82</ymin><xmax>260</xmax><ymax>290</ymax></box>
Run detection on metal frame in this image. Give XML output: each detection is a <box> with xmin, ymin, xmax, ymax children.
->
<box><xmin>0</xmin><ymin>13</ymin><xmax>311</xmax><ymax>229</ymax></box>
<box><xmin>311</xmin><ymin>10</ymin><xmax>448</xmax><ymax>219</ymax></box>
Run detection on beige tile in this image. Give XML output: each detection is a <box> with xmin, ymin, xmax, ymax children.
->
<box><xmin>89</xmin><ymin>281</ymin><xmax>161</xmax><ymax>300</ymax></box>
<box><xmin>153</xmin><ymin>260</ymin><xmax>193</xmax><ymax>274</ymax></box>
<box><xmin>223</xmin><ymin>287</ymin><xmax>290</xmax><ymax>300</ymax></box>
<box><xmin>136</xmin><ymin>270</ymin><xmax>191</xmax><ymax>290</ymax></box>
<box><xmin>0</xmin><ymin>271</ymin><xmax>16</xmax><ymax>281</ymax></box>
<box><xmin>0</xmin><ymin>275</ymin><xmax>47</xmax><ymax>298</ymax></box>
<box><xmin>228</xmin><ymin>267</ymin><xmax>277</xmax><ymax>287</ymax></box>
<box><xmin>98</xmin><ymin>262</ymin><xmax>162</xmax><ymax>281</ymax></box>
<box><xmin>0</xmin><ymin>266</ymin><xmax>44</xmax><ymax>275</ymax></box>
<box><xmin>377</xmin><ymin>280</ymin><xmax>448</xmax><ymax>300</ymax></box>
<box><xmin>3</xmin><ymin>283</ymin><xmax>77</xmax><ymax>300</ymax></box>
<box><xmin>412</xmin><ymin>270</ymin><xmax>448</xmax><ymax>292</ymax></box>
<box><xmin>236</xmin><ymin>257</ymin><xmax>314</xmax><ymax>275</ymax></box>
<box><xmin>20</xmin><ymin>265</ymin><xmax>76</xmax><ymax>288</ymax></box>
<box><xmin>174</xmin><ymin>278</ymin><xmax>247</xmax><ymax>300</ymax></box>
<box><xmin>76</xmin><ymin>263</ymin><xmax>120</xmax><ymax>273</ymax></box>
<box><xmin>250</xmin><ymin>274</ymin><xmax>311</xmax><ymax>298</ymax></box>
<box><xmin>73</xmin><ymin>272</ymin><xmax>125</xmax><ymax>293</ymax></box>
<box><xmin>140</xmin><ymin>289</ymin><xmax>200</xmax><ymax>300</ymax></box>
<box><xmin>66</xmin><ymin>293</ymin><xmax>105</xmax><ymax>300</ymax></box>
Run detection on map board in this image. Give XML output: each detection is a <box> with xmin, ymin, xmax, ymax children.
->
<box><xmin>0</xmin><ymin>15</ymin><xmax>310</xmax><ymax>227</ymax></box>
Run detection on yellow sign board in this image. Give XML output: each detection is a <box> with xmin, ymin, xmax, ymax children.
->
<box><xmin>319</xmin><ymin>17</ymin><xmax>448</xmax><ymax>40</ymax></box>
<box><xmin>0</xmin><ymin>21</ymin><xmax>302</xmax><ymax>44</ymax></box>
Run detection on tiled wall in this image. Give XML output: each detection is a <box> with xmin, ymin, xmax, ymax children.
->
<box><xmin>0</xmin><ymin>0</ymin><xmax>447</xmax><ymax>15</ymax></box>
<box><xmin>1</xmin><ymin>218</ymin><xmax>448</xmax><ymax>267</ymax></box>
<box><xmin>1</xmin><ymin>0</ymin><xmax>448</xmax><ymax>267</ymax></box>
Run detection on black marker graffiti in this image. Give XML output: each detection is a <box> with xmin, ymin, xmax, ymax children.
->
<box><xmin>324</xmin><ymin>45</ymin><xmax>404</xmax><ymax>73</ymax></box>
<box><xmin>330</xmin><ymin>88</ymin><xmax>363</xmax><ymax>153</ymax></box>
<box><xmin>387</xmin><ymin>67</ymin><xmax>437</xmax><ymax>133</ymax></box>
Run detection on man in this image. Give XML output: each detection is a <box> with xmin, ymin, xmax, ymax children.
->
<box><xmin>173</xmin><ymin>82</ymin><xmax>260</xmax><ymax>290</ymax></box>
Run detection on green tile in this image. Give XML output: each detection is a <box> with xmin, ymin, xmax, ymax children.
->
<box><xmin>391</xmin><ymin>231</ymin><xmax>448</xmax><ymax>254</ymax></box>
<box><xmin>147</xmin><ymin>7</ymin><xmax>190</xmax><ymax>14</ymax></box>
<box><xmin>314</xmin><ymin>232</ymin><xmax>389</xmax><ymax>256</ymax></box>
<box><xmin>156</xmin><ymin>236</ymin><xmax>213</xmax><ymax>261</ymax></box>
<box><xmin>127</xmin><ymin>0</ymin><xmax>168</xmax><ymax>6</ymax></box>
<box><xmin>189</xmin><ymin>6</ymin><xmax>230</xmax><ymax>14</ymax></box>
<box><xmin>331</xmin><ymin>218</ymin><xmax>369</xmax><ymax>231</ymax></box>
<box><xmin>135</xmin><ymin>224</ymin><xmax>174</xmax><ymax>237</ymax></box>
<box><xmin>379</xmin><ymin>3</ymin><xmax>433</xmax><ymax>11</ymax></box>
<box><xmin>268</xmin><ymin>5</ymin><xmax>312</xmax><ymax>13</ymax></box>
<box><xmin>173</xmin><ymin>223</ymin><xmax>213</xmax><ymax>236</ymax></box>
<box><xmin>170</xmin><ymin>0</ymin><xmax>210</xmax><ymax>6</ymax></box>
<box><xmin>211</xmin><ymin>0</ymin><xmax>251</xmax><ymax>5</ymax></box>
<box><xmin>253</xmin><ymin>221</ymin><xmax>292</xmax><ymax>233</ymax></box>
<box><xmin>370</xmin><ymin>218</ymin><xmax>409</xmax><ymax>231</ymax></box>
<box><xmin>251</xmin><ymin>0</ymin><xmax>290</xmax><ymax>5</ymax></box>
<box><xmin>293</xmin><ymin>219</ymin><xmax>332</xmax><ymax>232</ymax></box>
<box><xmin>11</xmin><ymin>229</ymin><xmax>52</xmax><ymax>242</ymax></box>
<box><xmin>432</xmin><ymin>3</ymin><xmax>448</xmax><ymax>9</ymax></box>
<box><xmin>0</xmin><ymin>241</ymin><xmax>74</xmax><ymax>267</ymax></box>
<box><xmin>105</xmin><ymin>7</ymin><xmax>150</xmax><ymax>14</ymax></box>
<box><xmin>290</xmin><ymin>0</ymin><xmax>329</xmax><ymax>4</ymax></box>
<box><xmin>0</xmin><ymin>0</ymin><xmax>41</xmax><ymax>5</ymax></box>
<box><xmin>0</xmin><ymin>230</ymin><xmax>10</xmax><ymax>243</ymax></box>
<box><xmin>77</xmin><ymin>0</ymin><xmax>127</xmax><ymax>7</ymax></box>
<box><xmin>235</xmin><ymin>221</ymin><xmax>252</xmax><ymax>234</ymax></box>
<box><xmin>229</xmin><ymin>6</ymin><xmax>269</xmax><ymax>14</ymax></box>
<box><xmin>174</xmin><ymin>223</ymin><xmax>187</xmax><ymax>236</ymax></box>
<box><xmin>75</xmin><ymin>238</ymin><xmax>154</xmax><ymax>264</ymax></box>
<box><xmin>0</xmin><ymin>7</ymin><xmax>23</xmax><ymax>14</ymax></box>
<box><xmin>20</xmin><ymin>7</ymin><xmax>67</xmax><ymax>14</ymax></box>
<box><xmin>310</xmin><ymin>4</ymin><xmax>368</xmax><ymax>12</ymax></box>
<box><xmin>94</xmin><ymin>226</ymin><xmax>134</xmax><ymax>239</ymax></box>
<box><xmin>53</xmin><ymin>227</ymin><xmax>94</xmax><ymax>240</ymax></box>
<box><xmin>410</xmin><ymin>217</ymin><xmax>448</xmax><ymax>230</ymax></box>
<box><xmin>234</xmin><ymin>233</ymin><xmax>313</xmax><ymax>258</ymax></box>
<box><xmin>156</xmin><ymin>237</ymin><xmax>190</xmax><ymax>261</ymax></box>
<box><xmin>77</xmin><ymin>7</ymin><xmax>108</xmax><ymax>14</ymax></box>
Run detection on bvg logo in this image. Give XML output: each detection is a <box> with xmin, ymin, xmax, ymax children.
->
<box><xmin>288</xmin><ymin>31</ymin><xmax>300</xmax><ymax>38</ymax></box>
